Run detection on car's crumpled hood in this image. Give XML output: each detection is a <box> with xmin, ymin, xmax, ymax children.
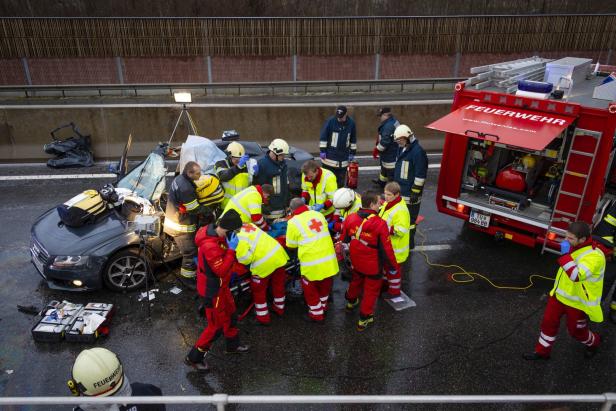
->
<box><xmin>32</xmin><ymin>208</ymin><xmax>127</xmax><ymax>256</ymax></box>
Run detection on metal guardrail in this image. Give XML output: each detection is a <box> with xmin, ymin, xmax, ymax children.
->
<box><xmin>0</xmin><ymin>394</ymin><xmax>614</xmax><ymax>410</ymax></box>
<box><xmin>0</xmin><ymin>78</ymin><xmax>463</xmax><ymax>99</ymax></box>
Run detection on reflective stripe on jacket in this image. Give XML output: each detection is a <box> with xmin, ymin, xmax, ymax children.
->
<box><xmin>319</xmin><ymin>115</ymin><xmax>357</xmax><ymax>165</ymax></box>
<box><xmin>301</xmin><ymin>168</ymin><xmax>338</xmax><ymax>216</ymax></box>
<box><xmin>286</xmin><ymin>209</ymin><xmax>338</xmax><ymax>281</ymax></box>
<box><xmin>394</xmin><ymin>139</ymin><xmax>428</xmax><ymax>200</ymax></box>
<box><xmin>379</xmin><ymin>197</ymin><xmax>411</xmax><ymax>263</ymax></box>
<box><xmin>222</xmin><ymin>186</ymin><xmax>263</xmax><ymax>224</ymax></box>
<box><xmin>236</xmin><ymin>223</ymin><xmax>289</xmax><ymax>278</ymax></box>
<box><xmin>377</xmin><ymin>116</ymin><xmax>400</xmax><ymax>165</ymax></box>
<box><xmin>215</xmin><ymin>158</ymin><xmax>251</xmax><ymax>208</ymax></box>
<box><xmin>550</xmin><ymin>243</ymin><xmax>606</xmax><ymax>322</ymax></box>
<box><xmin>164</xmin><ymin>173</ymin><xmax>199</xmax><ymax>236</ymax></box>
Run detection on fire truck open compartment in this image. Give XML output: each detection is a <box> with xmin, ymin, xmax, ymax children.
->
<box><xmin>429</xmin><ymin>56</ymin><xmax>616</xmax><ymax>252</ymax></box>
<box><xmin>457</xmin><ymin>130</ymin><xmax>570</xmax><ymax>226</ymax></box>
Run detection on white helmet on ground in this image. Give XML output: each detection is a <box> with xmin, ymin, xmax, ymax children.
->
<box><xmin>269</xmin><ymin>138</ymin><xmax>289</xmax><ymax>155</ymax></box>
<box><xmin>333</xmin><ymin>188</ymin><xmax>356</xmax><ymax>210</ymax></box>
<box><xmin>393</xmin><ymin>124</ymin><xmax>414</xmax><ymax>141</ymax></box>
<box><xmin>71</xmin><ymin>348</ymin><xmax>124</xmax><ymax>397</ymax></box>
<box><xmin>226</xmin><ymin>141</ymin><xmax>245</xmax><ymax>158</ymax></box>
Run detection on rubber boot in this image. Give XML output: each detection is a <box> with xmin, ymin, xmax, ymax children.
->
<box><xmin>225</xmin><ymin>337</ymin><xmax>250</xmax><ymax>354</ymax></box>
<box><xmin>184</xmin><ymin>347</ymin><xmax>209</xmax><ymax>372</ymax></box>
<box><xmin>357</xmin><ymin>314</ymin><xmax>374</xmax><ymax>332</ymax></box>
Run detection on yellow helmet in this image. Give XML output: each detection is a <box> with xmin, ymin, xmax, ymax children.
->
<box><xmin>70</xmin><ymin>348</ymin><xmax>123</xmax><ymax>396</ymax></box>
<box><xmin>226</xmin><ymin>142</ymin><xmax>245</xmax><ymax>158</ymax></box>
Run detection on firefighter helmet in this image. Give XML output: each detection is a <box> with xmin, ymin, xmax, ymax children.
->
<box><xmin>333</xmin><ymin>188</ymin><xmax>356</xmax><ymax>210</ymax></box>
<box><xmin>269</xmin><ymin>139</ymin><xmax>289</xmax><ymax>155</ymax></box>
<box><xmin>393</xmin><ymin>124</ymin><xmax>414</xmax><ymax>141</ymax></box>
<box><xmin>226</xmin><ymin>142</ymin><xmax>245</xmax><ymax>158</ymax></box>
<box><xmin>70</xmin><ymin>348</ymin><xmax>124</xmax><ymax>397</ymax></box>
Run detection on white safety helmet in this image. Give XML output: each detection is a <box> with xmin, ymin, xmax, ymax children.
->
<box><xmin>70</xmin><ymin>348</ymin><xmax>124</xmax><ymax>397</ymax></box>
<box><xmin>226</xmin><ymin>141</ymin><xmax>245</xmax><ymax>158</ymax></box>
<box><xmin>269</xmin><ymin>138</ymin><xmax>289</xmax><ymax>155</ymax></box>
<box><xmin>393</xmin><ymin>124</ymin><xmax>414</xmax><ymax>141</ymax></box>
<box><xmin>333</xmin><ymin>188</ymin><xmax>356</xmax><ymax>210</ymax></box>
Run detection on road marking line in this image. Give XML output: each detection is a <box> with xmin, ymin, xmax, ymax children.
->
<box><xmin>415</xmin><ymin>244</ymin><xmax>452</xmax><ymax>251</ymax></box>
<box><xmin>0</xmin><ymin>100</ymin><xmax>453</xmax><ymax>109</ymax></box>
<box><xmin>359</xmin><ymin>164</ymin><xmax>440</xmax><ymax>171</ymax></box>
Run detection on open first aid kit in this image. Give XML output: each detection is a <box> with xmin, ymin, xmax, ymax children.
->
<box><xmin>31</xmin><ymin>300</ymin><xmax>115</xmax><ymax>343</ymax></box>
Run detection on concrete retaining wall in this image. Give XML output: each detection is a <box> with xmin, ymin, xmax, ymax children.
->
<box><xmin>0</xmin><ymin>103</ymin><xmax>452</xmax><ymax>161</ymax></box>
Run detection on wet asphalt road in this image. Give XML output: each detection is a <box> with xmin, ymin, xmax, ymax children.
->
<box><xmin>0</xmin><ymin>160</ymin><xmax>615</xmax><ymax>411</ymax></box>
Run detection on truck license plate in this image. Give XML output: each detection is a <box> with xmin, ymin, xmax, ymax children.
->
<box><xmin>469</xmin><ymin>209</ymin><xmax>490</xmax><ymax>228</ymax></box>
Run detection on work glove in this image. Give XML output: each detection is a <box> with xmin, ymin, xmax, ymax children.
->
<box><xmin>328</xmin><ymin>220</ymin><xmax>336</xmax><ymax>230</ymax></box>
<box><xmin>372</xmin><ymin>148</ymin><xmax>379</xmax><ymax>160</ymax></box>
<box><xmin>227</xmin><ymin>232</ymin><xmax>239</xmax><ymax>250</ymax></box>
<box><xmin>349</xmin><ymin>154</ymin><xmax>355</xmax><ymax>162</ymax></box>
<box><xmin>409</xmin><ymin>192</ymin><xmax>421</xmax><ymax>205</ymax></box>
<box><xmin>238</xmin><ymin>154</ymin><xmax>250</xmax><ymax>168</ymax></box>
<box><xmin>311</xmin><ymin>203</ymin><xmax>325</xmax><ymax>212</ymax></box>
<box><xmin>319</xmin><ymin>152</ymin><xmax>327</xmax><ymax>160</ymax></box>
<box><xmin>560</xmin><ymin>240</ymin><xmax>571</xmax><ymax>255</ymax></box>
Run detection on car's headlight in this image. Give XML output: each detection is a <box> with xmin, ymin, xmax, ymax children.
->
<box><xmin>52</xmin><ymin>256</ymin><xmax>89</xmax><ymax>268</ymax></box>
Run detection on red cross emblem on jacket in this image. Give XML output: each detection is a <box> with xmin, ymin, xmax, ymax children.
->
<box><xmin>309</xmin><ymin>219</ymin><xmax>323</xmax><ymax>233</ymax></box>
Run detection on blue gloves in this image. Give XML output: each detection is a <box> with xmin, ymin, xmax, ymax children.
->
<box><xmin>319</xmin><ymin>152</ymin><xmax>327</xmax><ymax>160</ymax></box>
<box><xmin>560</xmin><ymin>240</ymin><xmax>571</xmax><ymax>255</ymax></box>
<box><xmin>349</xmin><ymin>154</ymin><xmax>355</xmax><ymax>161</ymax></box>
<box><xmin>311</xmin><ymin>204</ymin><xmax>324</xmax><ymax>212</ymax></box>
<box><xmin>227</xmin><ymin>232</ymin><xmax>239</xmax><ymax>250</ymax></box>
<box><xmin>251</xmin><ymin>162</ymin><xmax>259</xmax><ymax>175</ymax></box>
<box><xmin>328</xmin><ymin>220</ymin><xmax>335</xmax><ymax>230</ymax></box>
<box><xmin>238</xmin><ymin>154</ymin><xmax>250</xmax><ymax>168</ymax></box>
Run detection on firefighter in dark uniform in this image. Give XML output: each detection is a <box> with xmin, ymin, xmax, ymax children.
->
<box><xmin>592</xmin><ymin>202</ymin><xmax>616</xmax><ymax>324</ymax></box>
<box><xmin>319</xmin><ymin>105</ymin><xmax>357</xmax><ymax>188</ymax></box>
<box><xmin>393</xmin><ymin>124</ymin><xmax>428</xmax><ymax>250</ymax></box>
<box><xmin>215</xmin><ymin>141</ymin><xmax>251</xmax><ymax>209</ymax></box>
<box><xmin>164</xmin><ymin>161</ymin><xmax>207</xmax><ymax>281</ymax></box>
<box><xmin>372</xmin><ymin>107</ymin><xmax>400</xmax><ymax>187</ymax></box>
<box><xmin>253</xmin><ymin>138</ymin><xmax>290</xmax><ymax>221</ymax></box>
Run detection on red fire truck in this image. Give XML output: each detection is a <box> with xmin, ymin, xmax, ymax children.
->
<box><xmin>429</xmin><ymin>57</ymin><xmax>616</xmax><ymax>253</ymax></box>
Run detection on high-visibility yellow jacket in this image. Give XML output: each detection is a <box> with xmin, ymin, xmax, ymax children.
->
<box><xmin>301</xmin><ymin>167</ymin><xmax>337</xmax><ymax>217</ymax></box>
<box><xmin>551</xmin><ymin>242</ymin><xmax>605</xmax><ymax>322</ymax></box>
<box><xmin>378</xmin><ymin>196</ymin><xmax>410</xmax><ymax>263</ymax></box>
<box><xmin>286</xmin><ymin>207</ymin><xmax>338</xmax><ymax>281</ymax></box>
<box><xmin>222</xmin><ymin>186</ymin><xmax>265</xmax><ymax>227</ymax></box>
<box><xmin>215</xmin><ymin>158</ymin><xmax>251</xmax><ymax>208</ymax></box>
<box><xmin>236</xmin><ymin>223</ymin><xmax>289</xmax><ymax>278</ymax></box>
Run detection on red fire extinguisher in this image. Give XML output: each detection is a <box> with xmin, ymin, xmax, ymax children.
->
<box><xmin>347</xmin><ymin>161</ymin><xmax>359</xmax><ymax>189</ymax></box>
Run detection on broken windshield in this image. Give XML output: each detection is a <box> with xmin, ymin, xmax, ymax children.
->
<box><xmin>116</xmin><ymin>152</ymin><xmax>167</xmax><ymax>201</ymax></box>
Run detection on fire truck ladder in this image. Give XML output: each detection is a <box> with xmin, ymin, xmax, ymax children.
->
<box><xmin>541</xmin><ymin>131</ymin><xmax>601</xmax><ymax>254</ymax></box>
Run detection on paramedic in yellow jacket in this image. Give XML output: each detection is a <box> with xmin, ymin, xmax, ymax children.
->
<box><xmin>286</xmin><ymin>197</ymin><xmax>339</xmax><ymax>323</ymax></box>
<box><xmin>378</xmin><ymin>182</ymin><xmax>411</xmax><ymax>298</ymax></box>
<box><xmin>236</xmin><ymin>222</ymin><xmax>289</xmax><ymax>325</ymax></box>
<box><xmin>300</xmin><ymin>160</ymin><xmax>338</xmax><ymax>221</ymax></box>
<box><xmin>524</xmin><ymin>222</ymin><xmax>605</xmax><ymax>360</ymax></box>
<box><xmin>221</xmin><ymin>184</ymin><xmax>274</xmax><ymax>231</ymax></box>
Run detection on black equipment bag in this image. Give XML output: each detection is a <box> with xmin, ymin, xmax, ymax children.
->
<box><xmin>57</xmin><ymin>190</ymin><xmax>107</xmax><ymax>227</ymax></box>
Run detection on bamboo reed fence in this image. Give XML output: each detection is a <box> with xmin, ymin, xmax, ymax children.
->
<box><xmin>0</xmin><ymin>15</ymin><xmax>614</xmax><ymax>58</ymax></box>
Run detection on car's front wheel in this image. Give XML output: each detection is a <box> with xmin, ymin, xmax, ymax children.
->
<box><xmin>103</xmin><ymin>248</ymin><xmax>150</xmax><ymax>292</ymax></box>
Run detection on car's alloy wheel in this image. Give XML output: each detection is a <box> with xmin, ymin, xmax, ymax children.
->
<box><xmin>103</xmin><ymin>249</ymin><xmax>149</xmax><ymax>292</ymax></box>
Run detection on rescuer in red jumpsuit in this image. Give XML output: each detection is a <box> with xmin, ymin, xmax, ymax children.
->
<box><xmin>341</xmin><ymin>190</ymin><xmax>398</xmax><ymax>331</ymax></box>
<box><xmin>184</xmin><ymin>209</ymin><xmax>250</xmax><ymax>372</ymax></box>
